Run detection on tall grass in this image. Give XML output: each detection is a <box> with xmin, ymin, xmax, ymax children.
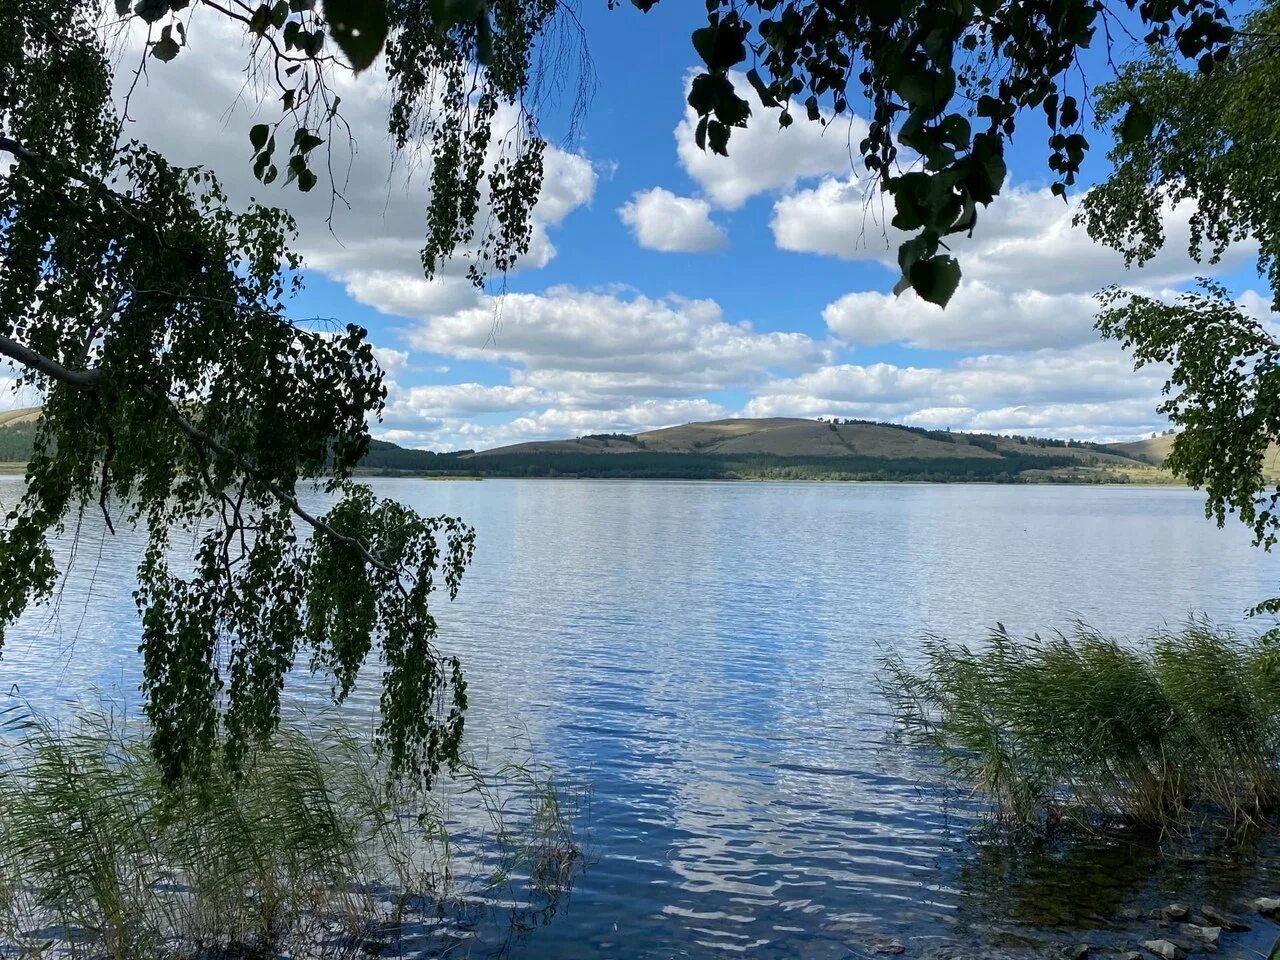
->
<box><xmin>881</xmin><ymin>621</ymin><xmax>1280</xmax><ymax>833</ymax></box>
<box><xmin>0</xmin><ymin>706</ymin><xmax>585</xmax><ymax>959</ymax></box>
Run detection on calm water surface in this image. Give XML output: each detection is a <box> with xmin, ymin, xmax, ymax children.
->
<box><xmin>4</xmin><ymin>479</ymin><xmax>1280</xmax><ymax>958</ymax></box>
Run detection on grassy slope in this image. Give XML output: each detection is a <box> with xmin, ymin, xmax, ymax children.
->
<box><xmin>0</xmin><ymin>407</ymin><xmax>39</xmax><ymax>429</ymax></box>
<box><xmin>1106</xmin><ymin>435</ymin><xmax>1178</xmax><ymax>465</ymax></box>
<box><xmin>476</xmin><ymin>417</ymin><xmax>1141</xmax><ymax>464</ymax></box>
<box><xmin>0</xmin><ymin>411</ymin><xmax>1179</xmax><ymax>482</ymax></box>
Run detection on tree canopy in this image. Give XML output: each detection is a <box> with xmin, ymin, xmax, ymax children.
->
<box><xmin>1082</xmin><ymin>0</ymin><xmax>1280</xmax><ymax>565</ymax></box>
<box><xmin>0</xmin><ymin>0</ymin><xmax>1262</xmax><ymax>783</ymax></box>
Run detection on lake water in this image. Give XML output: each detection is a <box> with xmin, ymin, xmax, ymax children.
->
<box><xmin>4</xmin><ymin>478</ymin><xmax>1280</xmax><ymax>959</ymax></box>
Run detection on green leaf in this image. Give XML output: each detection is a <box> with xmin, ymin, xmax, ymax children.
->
<box><xmin>691</xmin><ymin>21</ymin><xmax>746</xmax><ymax>73</ymax></box>
<box><xmin>910</xmin><ymin>255</ymin><xmax>962</xmax><ymax>307</ymax></box>
<box><xmin>293</xmin><ymin>130</ymin><xmax>325</xmax><ymax>154</ymax></box>
<box><xmin>249</xmin><ymin>124</ymin><xmax>270</xmax><ymax>152</ymax></box>
<box><xmin>250</xmin><ymin>3</ymin><xmax>271</xmax><ymax>35</ymax></box>
<box><xmin>1119</xmin><ymin>101</ymin><xmax>1155</xmax><ymax>145</ymax></box>
<box><xmin>322</xmin><ymin>0</ymin><xmax>389</xmax><ymax>71</ymax></box>
<box><xmin>745</xmin><ymin>68</ymin><xmax>779</xmax><ymax>108</ymax></box>
<box><xmin>707</xmin><ymin>119</ymin><xmax>730</xmax><ymax>156</ymax></box>
<box><xmin>133</xmin><ymin>0</ymin><xmax>169</xmax><ymax>22</ymax></box>
<box><xmin>151</xmin><ymin>35</ymin><xmax>180</xmax><ymax>62</ymax></box>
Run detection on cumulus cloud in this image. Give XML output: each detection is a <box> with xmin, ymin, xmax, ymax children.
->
<box><xmin>777</xmin><ymin>178</ymin><xmax>1262</xmax><ymax>353</ymax></box>
<box><xmin>373</xmin><ymin>398</ymin><xmax>730</xmax><ymax>452</ymax></box>
<box><xmin>371</xmin><ymin>346</ymin><xmax>410</xmax><ymax>373</ymax></box>
<box><xmin>824</xmin><ymin>281</ymin><xmax>1102</xmax><ymax>351</ymax></box>
<box><xmin>618</xmin><ymin>188</ymin><xmax>727</xmax><ymax>253</ymax></box>
<box><xmin>742</xmin><ymin>343</ymin><xmax>1171</xmax><ymax>439</ymax></box>
<box><xmin>776</xmin><ymin>182</ymin><xmax>1255</xmax><ymax>294</ymax></box>
<box><xmin>384</xmin><ymin>382</ymin><xmax>545</xmax><ymax>420</ymax></box>
<box><xmin>406</xmin><ymin>285</ymin><xmax>831</xmax><ymax>384</ymax></box>
<box><xmin>114</xmin><ymin>11</ymin><xmax>595</xmax><ymax>318</ymax></box>
<box><xmin>675</xmin><ymin>73</ymin><xmax>865</xmax><ymax>210</ymax></box>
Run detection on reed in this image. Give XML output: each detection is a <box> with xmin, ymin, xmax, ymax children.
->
<box><xmin>0</xmin><ymin>705</ymin><xmax>584</xmax><ymax>958</ymax></box>
<box><xmin>881</xmin><ymin>620</ymin><xmax>1280</xmax><ymax>833</ymax></box>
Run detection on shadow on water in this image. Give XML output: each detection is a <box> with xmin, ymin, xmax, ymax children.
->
<box><xmin>934</xmin><ymin>815</ymin><xmax>1280</xmax><ymax>960</ymax></box>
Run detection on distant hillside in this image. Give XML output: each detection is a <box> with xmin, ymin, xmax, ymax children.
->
<box><xmin>477</xmin><ymin>417</ymin><xmax>1145</xmax><ymax>466</ymax></box>
<box><xmin>1106</xmin><ymin>434</ymin><xmax>1177</xmax><ymax>465</ymax></box>
<box><xmin>1105</xmin><ymin>432</ymin><xmax>1280</xmax><ymax>480</ymax></box>
<box><xmin>0</xmin><ymin>412</ymin><xmax>1178</xmax><ymax>484</ymax></box>
<box><xmin>0</xmin><ymin>408</ymin><xmax>38</xmax><ymax>463</ymax></box>
<box><xmin>0</xmin><ymin>407</ymin><xmax>39</xmax><ymax>429</ymax></box>
<box><xmin>365</xmin><ymin>417</ymin><xmax>1166</xmax><ymax>483</ymax></box>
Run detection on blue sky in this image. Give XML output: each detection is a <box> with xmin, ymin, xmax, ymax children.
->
<box><xmin>79</xmin><ymin>4</ymin><xmax>1272</xmax><ymax>449</ymax></box>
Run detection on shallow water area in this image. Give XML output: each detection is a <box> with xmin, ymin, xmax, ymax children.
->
<box><xmin>4</xmin><ymin>478</ymin><xmax>1280</xmax><ymax>958</ymax></box>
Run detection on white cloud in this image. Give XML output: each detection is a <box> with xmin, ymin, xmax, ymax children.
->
<box><xmin>385</xmin><ymin>382</ymin><xmax>545</xmax><ymax>420</ymax></box>
<box><xmin>772</xmin><ymin>175</ymin><xmax>903</xmax><ymax>261</ymax></box>
<box><xmin>407</xmin><ymin>286</ymin><xmax>831</xmax><ymax>385</ymax></box>
<box><xmin>742</xmin><ymin>343</ymin><xmax>1171</xmax><ymax>440</ymax></box>
<box><xmin>618</xmin><ymin>188</ymin><xmax>726</xmax><ymax>253</ymax></box>
<box><xmin>114</xmin><ymin>10</ymin><xmax>595</xmax><ymax>319</ymax></box>
<box><xmin>775</xmin><ymin>182</ymin><xmax>1256</xmax><ymax>295</ymax></box>
<box><xmin>675</xmin><ymin>72</ymin><xmax>864</xmax><ymax>210</ymax></box>
<box><xmin>373</xmin><ymin>398</ymin><xmax>729</xmax><ymax>452</ymax></box>
<box><xmin>372</xmin><ymin>346</ymin><xmax>409</xmax><ymax>373</ymax></box>
<box><xmin>823</xmin><ymin>281</ymin><xmax>1101</xmax><ymax>351</ymax></box>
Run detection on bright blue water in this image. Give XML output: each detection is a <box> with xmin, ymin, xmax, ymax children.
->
<box><xmin>3</xmin><ymin>478</ymin><xmax>1280</xmax><ymax>958</ymax></box>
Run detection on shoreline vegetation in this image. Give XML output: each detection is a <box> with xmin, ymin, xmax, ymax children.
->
<box><xmin>882</xmin><ymin>620</ymin><xmax>1280</xmax><ymax>835</ymax></box>
<box><xmin>0</xmin><ymin>706</ymin><xmax>586</xmax><ymax>960</ymax></box>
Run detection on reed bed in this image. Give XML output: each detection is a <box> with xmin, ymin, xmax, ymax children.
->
<box><xmin>0</xmin><ymin>706</ymin><xmax>584</xmax><ymax>959</ymax></box>
<box><xmin>881</xmin><ymin>620</ymin><xmax>1280</xmax><ymax>833</ymax></box>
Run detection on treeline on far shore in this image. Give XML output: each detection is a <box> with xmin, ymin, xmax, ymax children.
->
<box><xmin>0</xmin><ymin>426</ymin><xmax>1141</xmax><ymax>483</ymax></box>
<box><xmin>358</xmin><ymin>441</ymin><xmax>1126</xmax><ymax>483</ymax></box>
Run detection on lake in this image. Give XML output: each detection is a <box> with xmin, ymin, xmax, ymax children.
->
<box><xmin>3</xmin><ymin>478</ymin><xmax>1280</xmax><ymax>958</ymax></box>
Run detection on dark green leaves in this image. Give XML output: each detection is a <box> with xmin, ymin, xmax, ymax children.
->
<box><xmin>1119</xmin><ymin>100</ymin><xmax>1155</xmax><ymax>145</ymax></box>
<box><xmin>910</xmin><ymin>255</ymin><xmax>961</xmax><ymax>307</ymax></box>
<box><xmin>321</xmin><ymin>0</ymin><xmax>388</xmax><ymax>71</ymax></box>
<box><xmin>249</xmin><ymin>123</ymin><xmax>270</xmax><ymax>152</ymax></box>
<box><xmin>151</xmin><ymin>24</ymin><xmax>181</xmax><ymax>62</ymax></box>
<box><xmin>692</xmin><ymin>19</ymin><xmax>747</xmax><ymax>73</ymax></box>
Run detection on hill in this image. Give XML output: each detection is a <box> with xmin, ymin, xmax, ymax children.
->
<box><xmin>1106</xmin><ymin>434</ymin><xmax>1177</xmax><ymax>465</ymax></box>
<box><xmin>0</xmin><ymin>412</ymin><xmax>1177</xmax><ymax>483</ymax></box>
<box><xmin>479</xmin><ymin>417</ymin><xmax>1142</xmax><ymax>465</ymax></box>
<box><xmin>0</xmin><ymin>407</ymin><xmax>39</xmax><ymax>429</ymax></box>
<box><xmin>365</xmin><ymin>417</ymin><xmax>1168</xmax><ymax>483</ymax></box>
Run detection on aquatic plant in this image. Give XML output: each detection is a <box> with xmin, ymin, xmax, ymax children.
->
<box><xmin>0</xmin><ymin>705</ymin><xmax>584</xmax><ymax>959</ymax></box>
<box><xmin>881</xmin><ymin>621</ymin><xmax>1280</xmax><ymax>832</ymax></box>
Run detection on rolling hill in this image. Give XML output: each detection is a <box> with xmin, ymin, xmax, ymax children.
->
<box><xmin>1106</xmin><ymin>434</ymin><xmax>1178</xmax><ymax>465</ymax></box>
<box><xmin>0</xmin><ymin>407</ymin><xmax>39</xmax><ymax>429</ymax></box>
<box><xmin>0</xmin><ymin>411</ymin><xmax>1176</xmax><ymax>483</ymax></box>
<box><xmin>477</xmin><ymin>417</ymin><xmax>1142</xmax><ymax>465</ymax></box>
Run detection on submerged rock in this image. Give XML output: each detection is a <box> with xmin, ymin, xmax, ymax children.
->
<box><xmin>1143</xmin><ymin>939</ymin><xmax>1188</xmax><ymax>960</ymax></box>
<box><xmin>1182</xmin><ymin>925</ymin><xmax>1220</xmax><ymax>947</ymax></box>
<box><xmin>1196</xmin><ymin>905</ymin><xmax>1248</xmax><ymax>932</ymax></box>
<box><xmin>868</xmin><ymin>936</ymin><xmax>907</xmax><ymax>955</ymax></box>
<box><xmin>1251</xmin><ymin>897</ymin><xmax>1280</xmax><ymax>917</ymax></box>
<box><xmin>1060</xmin><ymin>943</ymin><xmax>1089</xmax><ymax>960</ymax></box>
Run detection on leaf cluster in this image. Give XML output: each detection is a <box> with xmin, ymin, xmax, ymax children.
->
<box><xmin>653</xmin><ymin>0</ymin><xmax>1234</xmax><ymax>305</ymax></box>
<box><xmin>1</xmin><ymin>0</ymin><xmax>477</xmax><ymax>788</ymax></box>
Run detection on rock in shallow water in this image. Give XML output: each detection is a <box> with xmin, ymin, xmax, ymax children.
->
<box><xmin>1197</xmin><ymin>905</ymin><xmax>1248</xmax><ymax>932</ymax></box>
<box><xmin>1183</xmin><ymin>925</ymin><xmax>1221</xmax><ymax>946</ymax></box>
<box><xmin>1162</xmin><ymin>905</ymin><xmax>1191</xmax><ymax>922</ymax></box>
<box><xmin>1251</xmin><ymin>897</ymin><xmax>1280</xmax><ymax>917</ymax></box>
<box><xmin>1143</xmin><ymin>939</ymin><xmax>1189</xmax><ymax>960</ymax></box>
<box><xmin>868</xmin><ymin>936</ymin><xmax>907</xmax><ymax>955</ymax></box>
